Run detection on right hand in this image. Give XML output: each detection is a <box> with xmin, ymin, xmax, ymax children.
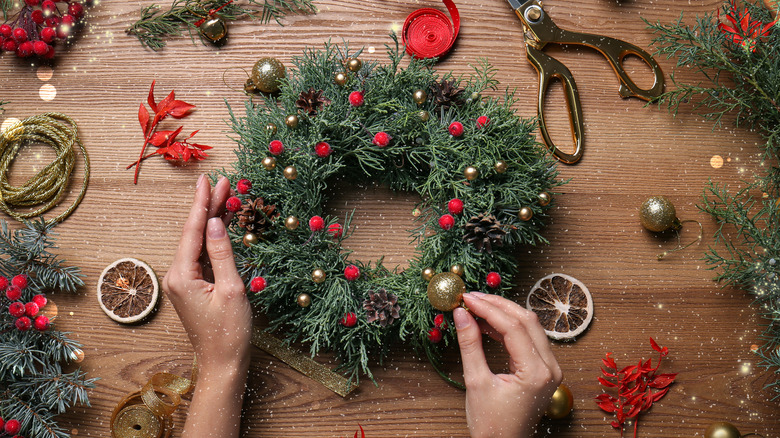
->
<box><xmin>454</xmin><ymin>292</ymin><xmax>563</xmax><ymax>438</ymax></box>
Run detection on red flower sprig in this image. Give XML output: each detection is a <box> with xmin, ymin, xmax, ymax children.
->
<box><xmin>718</xmin><ymin>0</ymin><xmax>777</xmax><ymax>53</ymax></box>
<box><xmin>595</xmin><ymin>338</ymin><xmax>677</xmax><ymax>438</ymax></box>
<box><xmin>127</xmin><ymin>81</ymin><xmax>211</xmax><ymax>183</ymax></box>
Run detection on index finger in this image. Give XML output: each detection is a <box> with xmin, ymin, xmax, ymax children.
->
<box><xmin>172</xmin><ymin>175</ymin><xmax>211</xmax><ymax>268</ymax></box>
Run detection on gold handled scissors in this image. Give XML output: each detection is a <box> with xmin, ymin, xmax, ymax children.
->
<box><xmin>507</xmin><ymin>0</ymin><xmax>664</xmax><ymax>164</ymax></box>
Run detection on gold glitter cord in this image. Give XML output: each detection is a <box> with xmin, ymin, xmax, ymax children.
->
<box><xmin>251</xmin><ymin>327</ymin><xmax>358</xmax><ymax>397</ymax></box>
<box><xmin>0</xmin><ymin>113</ymin><xmax>90</xmax><ymax>225</ymax></box>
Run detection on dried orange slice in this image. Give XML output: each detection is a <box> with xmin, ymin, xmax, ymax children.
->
<box><xmin>97</xmin><ymin>258</ymin><xmax>159</xmax><ymax>324</ymax></box>
<box><xmin>526</xmin><ymin>273</ymin><xmax>593</xmax><ymax>340</ymax></box>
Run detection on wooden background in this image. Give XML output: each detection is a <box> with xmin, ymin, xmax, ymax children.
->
<box><xmin>2</xmin><ymin>0</ymin><xmax>779</xmax><ymax>436</ymax></box>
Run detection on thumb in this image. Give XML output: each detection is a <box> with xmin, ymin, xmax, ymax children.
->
<box><xmin>205</xmin><ymin>217</ymin><xmax>241</xmax><ymax>289</ymax></box>
<box><xmin>454</xmin><ymin>307</ymin><xmax>491</xmax><ymax>385</ymax></box>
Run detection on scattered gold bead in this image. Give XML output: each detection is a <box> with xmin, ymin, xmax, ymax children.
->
<box><xmin>243</xmin><ymin>232</ymin><xmax>259</xmax><ymax>247</ymax></box>
<box><xmin>519</xmin><ymin>206</ymin><xmax>533</xmax><ymax>221</ymax></box>
<box><xmin>71</xmin><ymin>348</ymin><xmax>85</xmax><ymax>363</ymax></box>
<box><xmin>494</xmin><ymin>160</ymin><xmax>508</xmax><ymax>174</ymax></box>
<box><xmin>334</xmin><ymin>71</ymin><xmax>348</xmax><ymax>86</ymax></box>
<box><xmin>418</xmin><ymin>110</ymin><xmax>430</xmax><ymax>122</ymax></box>
<box><xmin>413</xmin><ymin>89</ymin><xmax>427</xmax><ymax>105</ymax></box>
<box><xmin>538</xmin><ymin>191</ymin><xmax>551</xmax><ymax>206</ymax></box>
<box><xmin>545</xmin><ymin>384</ymin><xmax>573</xmax><ymax>419</ymax></box>
<box><xmin>285</xmin><ymin>114</ymin><xmax>299</xmax><ymax>129</ymax></box>
<box><xmin>284</xmin><ymin>216</ymin><xmax>299</xmax><ymax>230</ymax></box>
<box><xmin>450</xmin><ymin>264</ymin><xmax>464</xmax><ymax>277</ymax></box>
<box><xmin>347</xmin><ymin>58</ymin><xmax>362</xmax><ymax>72</ymax></box>
<box><xmin>297</xmin><ymin>293</ymin><xmax>312</xmax><ymax>308</ymax></box>
<box><xmin>312</xmin><ymin>268</ymin><xmax>326</xmax><ymax>284</ymax></box>
<box><xmin>283</xmin><ymin>166</ymin><xmax>298</xmax><ymax>180</ymax></box>
<box><xmin>412</xmin><ymin>208</ymin><xmax>422</xmax><ymax>217</ymax></box>
<box><xmin>262</xmin><ymin>156</ymin><xmax>277</xmax><ymax>170</ymax></box>
<box><xmin>265</xmin><ymin>123</ymin><xmax>278</xmax><ymax>135</ymax></box>
<box><xmin>464</xmin><ymin>166</ymin><xmax>479</xmax><ymax>181</ymax></box>
<box><xmin>421</xmin><ymin>267</ymin><xmax>435</xmax><ymax>282</ymax></box>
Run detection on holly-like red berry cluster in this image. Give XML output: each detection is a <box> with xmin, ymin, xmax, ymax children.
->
<box><xmin>427</xmin><ymin>313</ymin><xmax>448</xmax><ymax>343</ymax></box>
<box><xmin>0</xmin><ymin>0</ymin><xmax>87</xmax><ymax>59</ymax></box>
<box><xmin>0</xmin><ymin>416</ymin><xmax>24</xmax><ymax>437</ymax></box>
<box><xmin>2</xmin><ymin>275</ymin><xmax>50</xmax><ymax>332</ymax></box>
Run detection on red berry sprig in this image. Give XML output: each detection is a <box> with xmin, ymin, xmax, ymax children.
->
<box><xmin>340</xmin><ymin>312</ymin><xmax>357</xmax><ymax>327</ymax></box>
<box><xmin>344</xmin><ymin>265</ymin><xmax>360</xmax><ymax>281</ymax></box>
<box><xmin>0</xmin><ymin>0</ymin><xmax>87</xmax><ymax>60</ymax></box>
<box><xmin>0</xmin><ymin>417</ymin><xmax>23</xmax><ymax>436</ymax></box>
<box><xmin>3</xmin><ymin>273</ymin><xmax>51</xmax><ymax>332</ymax></box>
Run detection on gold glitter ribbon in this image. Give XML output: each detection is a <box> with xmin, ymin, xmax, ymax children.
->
<box><xmin>251</xmin><ymin>327</ymin><xmax>358</xmax><ymax>397</ymax></box>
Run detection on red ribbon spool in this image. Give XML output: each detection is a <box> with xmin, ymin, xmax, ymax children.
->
<box><xmin>402</xmin><ymin>0</ymin><xmax>460</xmax><ymax>59</ymax></box>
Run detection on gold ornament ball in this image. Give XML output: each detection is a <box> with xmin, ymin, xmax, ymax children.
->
<box><xmin>285</xmin><ymin>114</ymin><xmax>299</xmax><ymax>129</ymax></box>
<box><xmin>283</xmin><ymin>166</ymin><xmax>298</xmax><ymax>180</ymax></box>
<box><xmin>243</xmin><ymin>232</ymin><xmax>259</xmax><ymax>247</ymax></box>
<box><xmin>704</xmin><ymin>422</ymin><xmax>741</xmax><ymax>438</ymax></box>
<box><xmin>199</xmin><ymin>17</ymin><xmax>227</xmax><ymax>43</ymax></box>
<box><xmin>265</xmin><ymin>123</ymin><xmax>278</xmax><ymax>135</ymax></box>
<box><xmin>312</xmin><ymin>268</ymin><xmax>326</xmax><ymax>284</ymax></box>
<box><xmin>334</xmin><ymin>71</ymin><xmax>348</xmax><ymax>86</ymax></box>
<box><xmin>71</xmin><ymin>348</ymin><xmax>85</xmax><ymax>363</ymax></box>
<box><xmin>421</xmin><ymin>267</ymin><xmax>436</xmax><ymax>282</ymax></box>
<box><xmin>538</xmin><ymin>191</ymin><xmax>551</xmax><ymax>206</ymax></box>
<box><xmin>494</xmin><ymin>160</ymin><xmax>508</xmax><ymax>174</ymax></box>
<box><xmin>251</xmin><ymin>57</ymin><xmax>286</xmax><ymax>93</ymax></box>
<box><xmin>639</xmin><ymin>196</ymin><xmax>679</xmax><ymax>232</ymax></box>
<box><xmin>464</xmin><ymin>166</ymin><xmax>479</xmax><ymax>181</ymax></box>
<box><xmin>347</xmin><ymin>58</ymin><xmax>362</xmax><ymax>72</ymax></box>
<box><xmin>427</xmin><ymin>272</ymin><xmax>466</xmax><ymax>311</ymax></box>
<box><xmin>418</xmin><ymin>110</ymin><xmax>430</xmax><ymax>122</ymax></box>
<box><xmin>262</xmin><ymin>156</ymin><xmax>277</xmax><ymax>171</ymax></box>
<box><xmin>450</xmin><ymin>264</ymin><xmax>464</xmax><ymax>277</ymax></box>
<box><xmin>284</xmin><ymin>216</ymin><xmax>299</xmax><ymax>230</ymax></box>
<box><xmin>519</xmin><ymin>206</ymin><xmax>534</xmax><ymax>221</ymax></box>
<box><xmin>545</xmin><ymin>384</ymin><xmax>573</xmax><ymax>419</ymax></box>
<box><xmin>297</xmin><ymin>293</ymin><xmax>312</xmax><ymax>308</ymax></box>
<box><xmin>413</xmin><ymin>89</ymin><xmax>428</xmax><ymax>105</ymax></box>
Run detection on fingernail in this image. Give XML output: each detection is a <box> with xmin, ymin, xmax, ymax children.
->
<box><xmin>468</xmin><ymin>291</ymin><xmax>486</xmax><ymax>298</ymax></box>
<box><xmin>453</xmin><ymin>307</ymin><xmax>470</xmax><ymax>330</ymax></box>
<box><xmin>196</xmin><ymin>174</ymin><xmax>206</xmax><ymax>189</ymax></box>
<box><xmin>207</xmin><ymin>217</ymin><xmax>226</xmax><ymax>238</ymax></box>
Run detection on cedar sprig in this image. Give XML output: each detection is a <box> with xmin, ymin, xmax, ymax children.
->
<box><xmin>1</xmin><ymin>0</ymin><xmax>12</xmax><ymax>21</ymax></box>
<box><xmin>127</xmin><ymin>0</ymin><xmax>316</xmax><ymax>51</ymax></box>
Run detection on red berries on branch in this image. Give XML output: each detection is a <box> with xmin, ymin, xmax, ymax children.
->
<box><xmin>0</xmin><ymin>1</ymin><xmax>88</xmax><ymax>60</ymax></box>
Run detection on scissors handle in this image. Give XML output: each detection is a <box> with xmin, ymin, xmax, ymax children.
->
<box><xmin>526</xmin><ymin>45</ymin><xmax>584</xmax><ymax>164</ymax></box>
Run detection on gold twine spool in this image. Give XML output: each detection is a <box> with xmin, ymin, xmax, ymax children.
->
<box><xmin>0</xmin><ymin>113</ymin><xmax>89</xmax><ymax>224</ymax></box>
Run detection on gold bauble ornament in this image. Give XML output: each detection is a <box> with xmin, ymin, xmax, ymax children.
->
<box><xmin>418</xmin><ymin>110</ymin><xmax>430</xmax><ymax>122</ymax></box>
<box><xmin>312</xmin><ymin>268</ymin><xmax>326</xmax><ymax>284</ymax></box>
<box><xmin>284</xmin><ymin>216</ymin><xmax>299</xmax><ymax>230</ymax></box>
<box><xmin>421</xmin><ymin>267</ymin><xmax>435</xmax><ymax>282</ymax></box>
<box><xmin>545</xmin><ymin>384</ymin><xmax>573</xmax><ymax>419</ymax></box>
<box><xmin>494</xmin><ymin>160</ymin><xmax>508</xmax><ymax>174</ymax></box>
<box><xmin>297</xmin><ymin>293</ymin><xmax>312</xmax><ymax>308</ymax></box>
<box><xmin>427</xmin><ymin>272</ymin><xmax>466</xmax><ymax>311</ymax></box>
<box><xmin>243</xmin><ymin>232</ymin><xmax>259</xmax><ymax>247</ymax></box>
<box><xmin>285</xmin><ymin>114</ymin><xmax>299</xmax><ymax>129</ymax></box>
<box><xmin>41</xmin><ymin>299</ymin><xmax>58</xmax><ymax>320</ymax></box>
<box><xmin>464</xmin><ymin>166</ymin><xmax>478</xmax><ymax>181</ymax></box>
<box><xmin>519</xmin><ymin>206</ymin><xmax>534</xmax><ymax>221</ymax></box>
<box><xmin>639</xmin><ymin>196</ymin><xmax>680</xmax><ymax>233</ymax></box>
<box><xmin>413</xmin><ymin>89</ymin><xmax>428</xmax><ymax>105</ymax></box>
<box><xmin>251</xmin><ymin>57</ymin><xmax>286</xmax><ymax>93</ymax></box>
<box><xmin>334</xmin><ymin>71</ymin><xmax>348</xmax><ymax>86</ymax></box>
<box><xmin>262</xmin><ymin>156</ymin><xmax>277</xmax><ymax>170</ymax></box>
<box><xmin>704</xmin><ymin>422</ymin><xmax>741</xmax><ymax>438</ymax></box>
<box><xmin>266</xmin><ymin>123</ymin><xmax>278</xmax><ymax>135</ymax></box>
<box><xmin>450</xmin><ymin>264</ymin><xmax>464</xmax><ymax>277</ymax></box>
<box><xmin>538</xmin><ymin>191</ymin><xmax>551</xmax><ymax>206</ymax></box>
<box><xmin>199</xmin><ymin>17</ymin><xmax>227</xmax><ymax>43</ymax></box>
<box><xmin>347</xmin><ymin>58</ymin><xmax>362</xmax><ymax>72</ymax></box>
<box><xmin>283</xmin><ymin>166</ymin><xmax>298</xmax><ymax>180</ymax></box>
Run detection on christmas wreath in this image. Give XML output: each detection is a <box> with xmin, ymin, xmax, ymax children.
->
<box><xmin>222</xmin><ymin>36</ymin><xmax>561</xmax><ymax>383</ymax></box>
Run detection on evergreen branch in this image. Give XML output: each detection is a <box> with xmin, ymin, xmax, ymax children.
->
<box><xmin>1</xmin><ymin>0</ymin><xmax>12</xmax><ymax>21</ymax></box>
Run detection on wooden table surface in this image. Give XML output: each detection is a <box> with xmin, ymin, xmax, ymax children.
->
<box><xmin>2</xmin><ymin>0</ymin><xmax>779</xmax><ymax>436</ymax></box>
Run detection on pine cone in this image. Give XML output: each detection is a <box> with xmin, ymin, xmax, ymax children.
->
<box><xmin>237</xmin><ymin>197</ymin><xmax>279</xmax><ymax>234</ymax></box>
<box><xmin>463</xmin><ymin>213</ymin><xmax>506</xmax><ymax>254</ymax></box>
<box><xmin>363</xmin><ymin>289</ymin><xmax>401</xmax><ymax>327</ymax></box>
<box><xmin>295</xmin><ymin>88</ymin><xmax>331</xmax><ymax>116</ymax></box>
<box><xmin>429</xmin><ymin>79</ymin><xmax>465</xmax><ymax>111</ymax></box>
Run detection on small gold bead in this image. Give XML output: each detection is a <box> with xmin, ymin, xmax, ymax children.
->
<box><xmin>297</xmin><ymin>293</ymin><xmax>312</xmax><ymax>308</ymax></box>
<box><xmin>538</xmin><ymin>192</ymin><xmax>551</xmax><ymax>206</ymax></box>
<box><xmin>283</xmin><ymin>166</ymin><xmax>298</xmax><ymax>180</ymax></box>
<box><xmin>519</xmin><ymin>206</ymin><xmax>533</xmax><ymax>221</ymax></box>
<box><xmin>450</xmin><ymin>264</ymin><xmax>464</xmax><ymax>277</ymax></box>
<box><xmin>412</xmin><ymin>208</ymin><xmax>422</xmax><ymax>217</ymax></box>
<box><xmin>284</xmin><ymin>216</ymin><xmax>299</xmax><ymax>230</ymax></box>
<box><xmin>421</xmin><ymin>267</ymin><xmax>435</xmax><ymax>282</ymax></box>
<box><xmin>71</xmin><ymin>348</ymin><xmax>85</xmax><ymax>363</ymax></box>
<box><xmin>334</xmin><ymin>71</ymin><xmax>348</xmax><ymax>86</ymax></box>
<box><xmin>464</xmin><ymin>166</ymin><xmax>479</xmax><ymax>181</ymax></box>
<box><xmin>265</xmin><ymin>123</ymin><xmax>278</xmax><ymax>135</ymax></box>
<box><xmin>243</xmin><ymin>233</ymin><xmax>259</xmax><ymax>247</ymax></box>
<box><xmin>312</xmin><ymin>268</ymin><xmax>326</xmax><ymax>284</ymax></box>
<box><xmin>413</xmin><ymin>89</ymin><xmax>427</xmax><ymax>105</ymax></box>
<box><xmin>285</xmin><ymin>114</ymin><xmax>299</xmax><ymax>129</ymax></box>
<box><xmin>347</xmin><ymin>58</ymin><xmax>362</xmax><ymax>72</ymax></box>
<box><xmin>494</xmin><ymin>160</ymin><xmax>508</xmax><ymax>174</ymax></box>
<box><xmin>262</xmin><ymin>156</ymin><xmax>277</xmax><ymax>170</ymax></box>
<box><xmin>418</xmin><ymin>110</ymin><xmax>430</xmax><ymax>122</ymax></box>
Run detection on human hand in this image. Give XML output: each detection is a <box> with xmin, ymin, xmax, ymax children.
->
<box><xmin>454</xmin><ymin>292</ymin><xmax>563</xmax><ymax>438</ymax></box>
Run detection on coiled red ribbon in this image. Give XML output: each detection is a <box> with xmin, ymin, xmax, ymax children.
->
<box><xmin>402</xmin><ymin>0</ymin><xmax>460</xmax><ymax>59</ymax></box>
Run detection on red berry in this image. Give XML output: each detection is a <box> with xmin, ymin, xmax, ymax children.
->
<box><xmin>43</xmin><ymin>44</ymin><xmax>55</xmax><ymax>59</ymax></box>
<box><xmin>372</xmin><ymin>131</ymin><xmax>391</xmax><ymax>147</ymax></box>
<box><xmin>16</xmin><ymin>41</ymin><xmax>34</xmax><ymax>57</ymax></box>
<box><xmin>434</xmin><ymin>313</ymin><xmax>447</xmax><ymax>329</ymax></box>
<box><xmin>26</xmin><ymin>0</ymin><xmax>41</xmax><ymax>6</ymax></box>
<box><xmin>40</xmin><ymin>26</ymin><xmax>56</xmax><ymax>43</ymax></box>
<box><xmin>0</xmin><ymin>418</ymin><xmax>4</xmax><ymax>430</ymax></box>
<box><xmin>68</xmin><ymin>2</ymin><xmax>84</xmax><ymax>19</ymax></box>
<box><xmin>427</xmin><ymin>327</ymin><xmax>443</xmax><ymax>343</ymax></box>
<box><xmin>486</xmin><ymin>272</ymin><xmax>501</xmax><ymax>289</ymax></box>
<box><xmin>225</xmin><ymin>196</ymin><xmax>242</xmax><ymax>212</ymax></box>
<box><xmin>15</xmin><ymin>317</ymin><xmax>31</xmax><ymax>331</ymax></box>
<box><xmin>0</xmin><ymin>276</ymin><xmax>8</xmax><ymax>290</ymax></box>
<box><xmin>33</xmin><ymin>41</ymin><xmax>49</xmax><ymax>56</ymax></box>
<box><xmin>25</xmin><ymin>302</ymin><xmax>40</xmax><ymax>317</ymax></box>
<box><xmin>4</xmin><ymin>419</ymin><xmax>20</xmax><ymax>435</ymax></box>
<box><xmin>31</xmin><ymin>9</ymin><xmax>45</xmax><ymax>24</ymax></box>
<box><xmin>448</xmin><ymin>121</ymin><xmax>464</xmax><ymax>137</ymax></box>
<box><xmin>340</xmin><ymin>312</ymin><xmax>357</xmax><ymax>327</ymax></box>
<box><xmin>12</xmin><ymin>274</ymin><xmax>28</xmax><ymax>290</ymax></box>
<box><xmin>327</xmin><ymin>223</ymin><xmax>343</xmax><ymax>238</ymax></box>
<box><xmin>309</xmin><ymin>215</ymin><xmax>325</xmax><ymax>232</ymax></box>
<box><xmin>61</xmin><ymin>14</ymin><xmax>75</xmax><ymax>26</ymax></box>
<box><xmin>41</xmin><ymin>0</ymin><xmax>56</xmax><ymax>12</ymax></box>
<box><xmin>45</xmin><ymin>17</ymin><xmax>59</xmax><ymax>27</ymax></box>
<box><xmin>34</xmin><ymin>315</ymin><xmax>50</xmax><ymax>331</ymax></box>
<box><xmin>0</xmin><ymin>25</ymin><xmax>11</xmax><ymax>38</ymax></box>
<box><xmin>476</xmin><ymin>116</ymin><xmax>490</xmax><ymax>128</ymax></box>
<box><xmin>1</xmin><ymin>39</ymin><xmax>16</xmax><ymax>52</ymax></box>
<box><xmin>268</xmin><ymin>140</ymin><xmax>284</xmax><ymax>156</ymax></box>
<box><xmin>438</xmin><ymin>214</ymin><xmax>455</xmax><ymax>230</ymax></box>
<box><xmin>344</xmin><ymin>265</ymin><xmax>360</xmax><ymax>281</ymax></box>
<box><xmin>249</xmin><ymin>276</ymin><xmax>266</xmax><ymax>293</ymax></box>
<box><xmin>314</xmin><ymin>141</ymin><xmax>332</xmax><ymax>158</ymax></box>
<box><xmin>32</xmin><ymin>294</ymin><xmax>47</xmax><ymax>308</ymax></box>
<box><xmin>348</xmin><ymin>91</ymin><xmax>364</xmax><ymax>107</ymax></box>
<box><xmin>5</xmin><ymin>286</ymin><xmax>22</xmax><ymax>301</ymax></box>
<box><xmin>447</xmin><ymin>198</ymin><xmax>464</xmax><ymax>215</ymax></box>
<box><xmin>56</xmin><ymin>24</ymin><xmax>70</xmax><ymax>39</ymax></box>
<box><xmin>8</xmin><ymin>302</ymin><xmax>25</xmax><ymax>318</ymax></box>
<box><xmin>236</xmin><ymin>179</ymin><xmax>252</xmax><ymax>194</ymax></box>
<box><xmin>12</xmin><ymin>28</ymin><xmax>28</xmax><ymax>43</ymax></box>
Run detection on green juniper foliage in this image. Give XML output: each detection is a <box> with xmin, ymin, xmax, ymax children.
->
<box><xmin>127</xmin><ymin>0</ymin><xmax>316</xmax><ymax>51</ymax></box>
<box><xmin>222</xmin><ymin>36</ymin><xmax>561</xmax><ymax>384</ymax></box>
<box><xmin>0</xmin><ymin>219</ymin><xmax>96</xmax><ymax>437</ymax></box>
<box><xmin>1</xmin><ymin>0</ymin><xmax>11</xmax><ymax>21</ymax></box>
<box><xmin>648</xmin><ymin>0</ymin><xmax>780</xmax><ymax>397</ymax></box>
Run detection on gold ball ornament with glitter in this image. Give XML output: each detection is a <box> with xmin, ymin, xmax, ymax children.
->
<box><xmin>545</xmin><ymin>384</ymin><xmax>573</xmax><ymax>419</ymax></box>
<box><xmin>251</xmin><ymin>57</ymin><xmax>286</xmax><ymax>93</ymax></box>
<box><xmin>704</xmin><ymin>422</ymin><xmax>742</xmax><ymax>438</ymax></box>
<box><xmin>199</xmin><ymin>17</ymin><xmax>227</xmax><ymax>43</ymax></box>
<box><xmin>538</xmin><ymin>191</ymin><xmax>551</xmax><ymax>206</ymax></box>
<box><xmin>421</xmin><ymin>267</ymin><xmax>435</xmax><ymax>282</ymax></box>
<box><xmin>494</xmin><ymin>160</ymin><xmax>508</xmax><ymax>174</ymax></box>
<box><xmin>312</xmin><ymin>268</ymin><xmax>326</xmax><ymax>284</ymax></box>
<box><xmin>265</xmin><ymin>123</ymin><xmax>278</xmax><ymax>135</ymax></box>
<box><xmin>418</xmin><ymin>110</ymin><xmax>430</xmax><ymax>122</ymax></box>
<box><xmin>262</xmin><ymin>156</ymin><xmax>276</xmax><ymax>170</ymax></box>
<box><xmin>413</xmin><ymin>89</ymin><xmax>427</xmax><ymax>105</ymax></box>
<box><xmin>427</xmin><ymin>272</ymin><xmax>466</xmax><ymax>311</ymax></box>
<box><xmin>284</xmin><ymin>216</ymin><xmax>299</xmax><ymax>230</ymax></box>
<box><xmin>297</xmin><ymin>293</ymin><xmax>312</xmax><ymax>308</ymax></box>
<box><xmin>450</xmin><ymin>264</ymin><xmax>464</xmax><ymax>277</ymax></box>
<box><xmin>242</xmin><ymin>232</ymin><xmax>259</xmax><ymax>247</ymax></box>
<box><xmin>518</xmin><ymin>206</ymin><xmax>533</xmax><ymax>221</ymax></box>
<box><xmin>334</xmin><ymin>72</ymin><xmax>348</xmax><ymax>86</ymax></box>
<box><xmin>285</xmin><ymin>114</ymin><xmax>299</xmax><ymax>129</ymax></box>
<box><xmin>283</xmin><ymin>166</ymin><xmax>298</xmax><ymax>180</ymax></box>
<box><xmin>347</xmin><ymin>58</ymin><xmax>362</xmax><ymax>72</ymax></box>
<box><xmin>639</xmin><ymin>195</ymin><xmax>680</xmax><ymax>232</ymax></box>
<box><xmin>464</xmin><ymin>166</ymin><xmax>478</xmax><ymax>181</ymax></box>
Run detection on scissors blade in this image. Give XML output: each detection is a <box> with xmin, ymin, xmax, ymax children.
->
<box><xmin>506</xmin><ymin>0</ymin><xmax>528</xmax><ymax>10</ymax></box>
